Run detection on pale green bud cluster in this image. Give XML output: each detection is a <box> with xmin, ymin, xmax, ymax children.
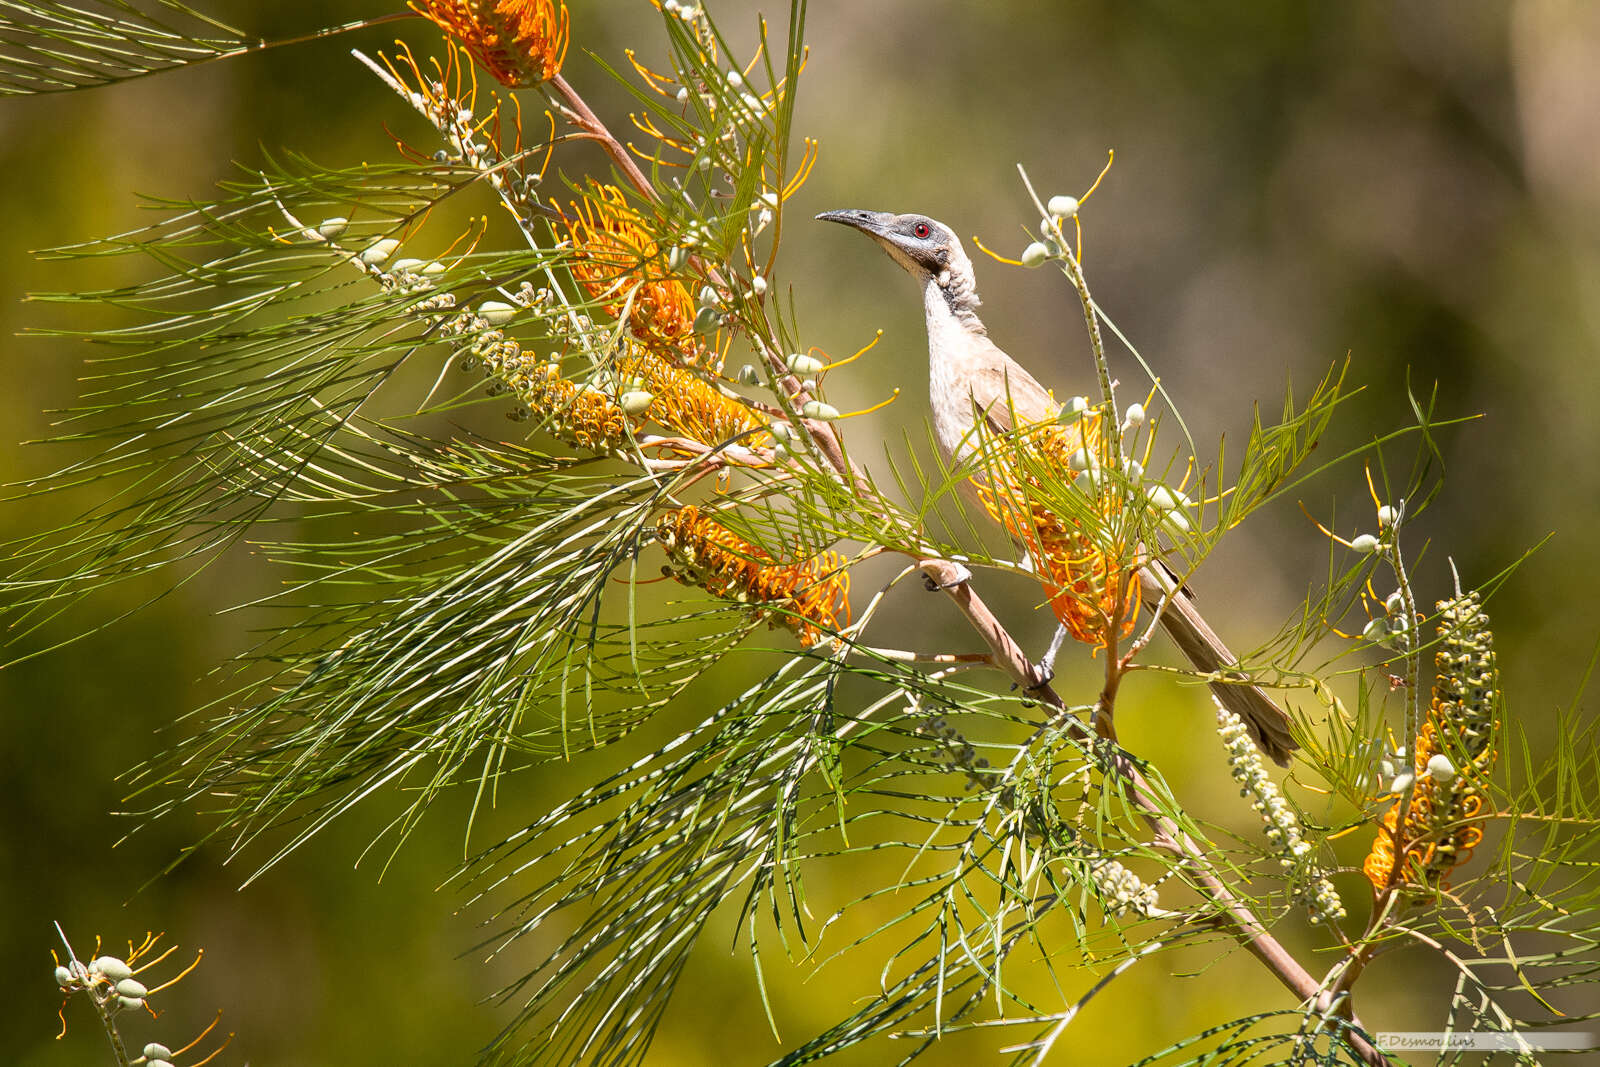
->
<box><xmin>1088</xmin><ymin>856</ymin><xmax>1162</xmax><ymax>918</ymax></box>
<box><xmin>1215</xmin><ymin>700</ymin><xmax>1345</xmax><ymax>923</ymax></box>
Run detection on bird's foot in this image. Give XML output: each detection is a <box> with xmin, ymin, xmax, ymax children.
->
<box><xmin>1020</xmin><ymin>624</ymin><xmax>1070</xmax><ymax>696</ymax></box>
<box><xmin>1008</xmin><ymin>626</ymin><xmax>1068</xmax><ymax>705</ymax></box>
<box><xmin>921</xmin><ymin>560</ymin><xmax>973</xmax><ymax>591</ymax></box>
<box><xmin>1038</xmin><ymin>624</ymin><xmax>1069</xmax><ymax>681</ymax></box>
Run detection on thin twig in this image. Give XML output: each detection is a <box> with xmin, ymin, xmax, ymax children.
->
<box><xmin>549</xmin><ymin>73</ymin><xmax>659</xmax><ymax>204</ymax></box>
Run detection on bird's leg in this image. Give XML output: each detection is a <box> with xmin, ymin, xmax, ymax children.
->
<box><xmin>1009</xmin><ymin>624</ymin><xmax>1069</xmax><ymax>707</ymax></box>
<box><xmin>1036</xmin><ymin>623</ymin><xmax>1069</xmax><ymax>684</ymax></box>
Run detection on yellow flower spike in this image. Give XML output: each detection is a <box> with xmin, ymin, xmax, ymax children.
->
<box><xmin>412</xmin><ymin>0</ymin><xmax>570</xmax><ymax>88</ymax></box>
<box><xmin>617</xmin><ymin>342</ymin><xmax>768</xmax><ymax>449</ymax></box>
<box><xmin>1363</xmin><ymin>590</ymin><xmax>1500</xmax><ymax>894</ymax></box>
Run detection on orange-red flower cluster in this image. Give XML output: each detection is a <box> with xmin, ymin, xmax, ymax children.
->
<box><xmin>1363</xmin><ymin>592</ymin><xmax>1499</xmax><ymax>892</ymax></box>
<box><xmin>656</xmin><ymin>505</ymin><xmax>850</xmax><ymax>648</ymax></box>
<box><xmin>976</xmin><ymin>415</ymin><xmax>1139</xmax><ymax>652</ymax></box>
<box><xmin>562</xmin><ymin>183</ymin><xmax>705</xmax><ymax>367</ymax></box>
<box><xmin>413</xmin><ymin>0</ymin><xmax>569</xmax><ymax>87</ymax></box>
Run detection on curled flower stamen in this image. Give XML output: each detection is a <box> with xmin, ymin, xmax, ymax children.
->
<box><xmin>656</xmin><ymin>505</ymin><xmax>850</xmax><ymax>648</ymax></box>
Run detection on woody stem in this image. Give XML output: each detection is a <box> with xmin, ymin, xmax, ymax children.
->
<box><xmin>550</xmin><ymin>73</ymin><xmax>659</xmax><ymax>204</ymax></box>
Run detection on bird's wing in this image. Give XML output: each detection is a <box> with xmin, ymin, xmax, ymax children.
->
<box><xmin>964</xmin><ymin>337</ymin><xmax>1060</xmax><ymax>433</ymax></box>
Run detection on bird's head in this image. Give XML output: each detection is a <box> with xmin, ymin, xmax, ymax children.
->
<box><xmin>815</xmin><ymin>209</ymin><xmax>981</xmax><ymax>315</ymax></box>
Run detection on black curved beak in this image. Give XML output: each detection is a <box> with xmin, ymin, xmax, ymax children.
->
<box><xmin>815</xmin><ymin>208</ymin><xmax>893</xmax><ymax>237</ymax></box>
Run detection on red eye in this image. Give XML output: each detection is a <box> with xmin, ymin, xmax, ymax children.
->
<box><xmin>912</xmin><ymin>222</ymin><xmax>931</xmax><ymax>239</ymax></box>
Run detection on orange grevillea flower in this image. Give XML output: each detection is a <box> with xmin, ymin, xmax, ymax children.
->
<box><xmin>976</xmin><ymin>414</ymin><xmax>1140</xmax><ymax>652</ymax></box>
<box><xmin>563</xmin><ymin>183</ymin><xmax>706</xmax><ymax>367</ymax></box>
<box><xmin>656</xmin><ymin>505</ymin><xmax>851</xmax><ymax>648</ymax></box>
<box><xmin>1363</xmin><ymin>592</ymin><xmax>1499</xmax><ymax>893</ymax></box>
<box><xmin>413</xmin><ymin>0</ymin><xmax>570</xmax><ymax>87</ymax></box>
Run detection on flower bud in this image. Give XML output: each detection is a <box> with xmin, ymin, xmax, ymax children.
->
<box><xmin>1145</xmin><ymin>485</ymin><xmax>1191</xmax><ymax>511</ymax></box>
<box><xmin>619</xmin><ymin>390</ymin><xmax>655</xmax><ymax>415</ymax></box>
<box><xmin>667</xmin><ymin>245</ymin><xmax>687</xmax><ymax>271</ymax></box>
<box><xmin>143</xmin><ymin>1044</ymin><xmax>174</xmax><ymax>1061</ymax></box>
<box><xmin>1125</xmin><ymin>459</ymin><xmax>1143</xmax><ymax>481</ymax></box>
<box><xmin>1351</xmin><ymin>533</ymin><xmax>1380</xmax><ymax>554</ymax></box>
<box><xmin>1362</xmin><ymin>617</ymin><xmax>1390</xmax><ymax>644</ymax></box>
<box><xmin>1427</xmin><ymin>753</ymin><xmax>1456</xmax><ymax>782</ymax></box>
<box><xmin>1047</xmin><ymin>194</ymin><xmax>1080</xmax><ymax>218</ymax></box>
<box><xmin>1390</xmin><ymin>772</ymin><xmax>1414</xmax><ymax>795</ymax></box>
<box><xmin>54</xmin><ymin>965</ymin><xmax>74</xmax><ymax>987</ymax></box>
<box><xmin>750</xmin><ymin>274</ymin><xmax>768</xmax><ymax>295</ymax></box>
<box><xmin>115</xmin><ymin>978</ymin><xmax>148</xmax><ymax>999</ymax></box>
<box><xmin>1377</xmin><ymin>504</ymin><xmax>1400</xmax><ymax>528</ymax></box>
<box><xmin>801</xmin><ymin>400</ymin><xmax>839</xmax><ymax>420</ymax></box>
<box><xmin>359</xmin><ymin>237</ymin><xmax>399</xmax><ymax>265</ymax></box>
<box><xmin>1384</xmin><ymin>591</ymin><xmax>1405</xmax><ymax>615</ymax></box>
<box><xmin>1067</xmin><ymin>447</ymin><xmax>1095</xmax><ymax>472</ymax></box>
<box><xmin>317</xmin><ymin>216</ymin><xmax>349</xmax><ymax>239</ymax></box>
<box><xmin>785</xmin><ymin>353</ymin><xmax>825</xmax><ymax>376</ymax></box>
<box><xmin>478</xmin><ymin>300</ymin><xmax>516</xmax><ymax>326</ymax></box>
<box><xmin>1020</xmin><ymin>242</ymin><xmax>1049</xmax><ymax>268</ymax></box>
<box><xmin>391</xmin><ymin>257</ymin><xmax>426</xmax><ymax>274</ymax></box>
<box><xmin>1056</xmin><ymin>395</ymin><xmax>1089</xmax><ymax>423</ymax></box>
<box><xmin>692</xmin><ymin>306</ymin><xmax>720</xmax><ymax>333</ymax></box>
<box><xmin>89</xmin><ymin>957</ymin><xmax>132</xmax><ymax>981</ymax></box>
<box><xmin>737</xmin><ymin>363</ymin><xmax>760</xmax><ymax>385</ymax></box>
<box><xmin>1123</xmin><ymin>402</ymin><xmax>1145</xmax><ymax>427</ymax></box>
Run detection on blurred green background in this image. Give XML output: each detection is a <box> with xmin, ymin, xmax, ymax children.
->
<box><xmin>4</xmin><ymin>1</ymin><xmax>1597</xmax><ymax>1064</ymax></box>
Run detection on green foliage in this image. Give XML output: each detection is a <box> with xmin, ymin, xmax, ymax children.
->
<box><xmin>6</xmin><ymin>1</ymin><xmax>1599</xmax><ymax>1065</ymax></box>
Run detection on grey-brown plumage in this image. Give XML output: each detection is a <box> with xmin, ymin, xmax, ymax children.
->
<box><xmin>817</xmin><ymin>208</ymin><xmax>1297</xmax><ymax>766</ymax></box>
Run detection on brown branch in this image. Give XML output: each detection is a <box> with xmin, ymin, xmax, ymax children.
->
<box><xmin>907</xmin><ymin>557</ymin><xmax>1389</xmax><ymax>1065</ymax></box>
<box><xmin>549</xmin><ymin>73</ymin><xmax>659</xmax><ymax>204</ymax></box>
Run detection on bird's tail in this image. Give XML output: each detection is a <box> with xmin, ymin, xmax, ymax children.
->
<box><xmin>1138</xmin><ymin>564</ymin><xmax>1298</xmax><ymax>767</ymax></box>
